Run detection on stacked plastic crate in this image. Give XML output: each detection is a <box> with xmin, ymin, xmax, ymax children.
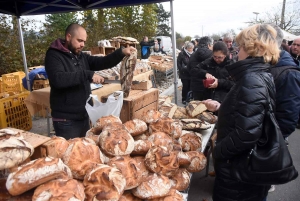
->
<box><xmin>0</xmin><ymin>71</ymin><xmax>32</xmax><ymax>131</ymax></box>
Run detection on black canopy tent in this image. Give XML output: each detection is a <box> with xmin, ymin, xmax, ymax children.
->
<box><xmin>0</xmin><ymin>0</ymin><xmax>179</xmax><ymax>103</ymax></box>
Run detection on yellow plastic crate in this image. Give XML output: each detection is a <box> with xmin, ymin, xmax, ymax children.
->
<box><xmin>0</xmin><ymin>91</ymin><xmax>32</xmax><ymax>131</ymax></box>
<box><xmin>2</xmin><ymin>71</ymin><xmax>26</xmax><ymax>93</ymax></box>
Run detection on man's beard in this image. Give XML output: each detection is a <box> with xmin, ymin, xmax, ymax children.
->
<box><xmin>67</xmin><ymin>42</ymin><xmax>81</xmax><ymax>55</ymax></box>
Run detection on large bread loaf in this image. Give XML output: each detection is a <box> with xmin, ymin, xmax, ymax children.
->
<box><xmin>169</xmin><ymin>168</ymin><xmax>190</xmax><ymax>191</ymax></box>
<box><xmin>185</xmin><ymin>151</ymin><xmax>207</xmax><ymax>172</ymax></box>
<box><xmin>186</xmin><ymin>101</ymin><xmax>207</xmax><ymax>117</ymax></box>
<box><xmin>108</xmin><ymin>155</ymin><xmax>142</xmax><ymax>190</ymax></box>
<box><xmin>0</xmin><ymin>134</ymin><xmax>34</xmax><ymax>170</ymax></box>
<box><xmin>124</xmin><ymin>119</ymin><xmax>148</xmax><ymax>136</ymax></box>
<box><xmin>99</xmin><ymin>128</ymin><xmax>134</xmax><ymax>156</ymax></box>
<box><xmin>132</xmin><ymin>173</ymin><xmax>171</xmax><ymax>199</ymax></box>
<box><xmin>149</xmin><ymin>117</ymin><xmax>182</xmax><ymax>139</ymax></box>
<box><xmin>32</xmin><ymin>178</ymin><xmax>85</xmax><ymax>201</ymax></box>
<box><xmin>178</xmin><ymin>130</ymin><xmax>202</xmax><ymax>151</ymax></box>
<box><xmin>83</xmin><ymin>164</ymin><xmax>126</xmax><ymax>201</ymax></box>
<box><xmin>144</xmin><ymin>146</ymin><xmax>179</xmax><ymax>177</ymax></box>
<box><xmin>46</xmin><ymin>136</ymin><xmax>69</xmax><ymax>158</ymax></box>
<box><xmin>142</xmin><ymin>110</ymin><xmax>161</xmax><ymax>124</ymax></box>
<box><xmin>95</xmin><ymin>115</ymin><xmax>122</xmax><ymax>130</ymax></box>
<box><xmin>62</xmin><ymin>138</ymin><xmax>105</xmax><ymax>180</ymax></box>
<box><xmin>6</xmin><ymin>157</ymin><xmax>72</xmax><ymax>196</ymax></box>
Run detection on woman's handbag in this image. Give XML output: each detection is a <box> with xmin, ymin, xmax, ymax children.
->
<box><xmin>231</xmin><ymin>76</ymin><xmax>298</xmax><ymax>185</ymax></box>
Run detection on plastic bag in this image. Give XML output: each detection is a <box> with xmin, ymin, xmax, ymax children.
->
<box><xmin>85</xmin><ymin>91</ymin><xmax>123</xmax><ymax>126</ymax></box>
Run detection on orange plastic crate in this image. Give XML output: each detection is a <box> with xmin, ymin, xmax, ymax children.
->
<box><xmin>0</xmin><ymin>91</ymin><xmax>32</xmax><ymax>131</ymax></box>
<box><xmin>2</xmin><ymin>71</ymin><xmax>26</xmax><ymax>93</ymax></box>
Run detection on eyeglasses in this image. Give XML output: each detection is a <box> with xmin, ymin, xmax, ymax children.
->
<box><xmin>213</xmin><ymin>55</ymin><xmax>225</xmax><ymax>60</ymax></box>
<box><xmin>292</xmin><ymin>43</ymin><xmax>300</xmax><ymax>47</ymax></box>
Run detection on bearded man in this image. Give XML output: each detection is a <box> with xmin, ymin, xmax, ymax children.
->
<box><xmin>45</xmin><ymin>23</ymin><xmax>135</xmax><ymax>139</ymax></box>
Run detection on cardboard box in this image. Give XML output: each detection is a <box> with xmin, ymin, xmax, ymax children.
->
<box><xmin>102</xmin><ymin>88</ymin><xmax>159</xmax><ymax>123</ymax></box>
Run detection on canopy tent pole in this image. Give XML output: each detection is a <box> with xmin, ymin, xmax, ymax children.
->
<box><xmin>169</xmin><ymin>0</ymin><xmax>178</xmax><ymax>104</ymax></box>
<box><xmin>17</xmin><ymin>17</ymin><xmax>31</xmax><ymax>92</ymax></box>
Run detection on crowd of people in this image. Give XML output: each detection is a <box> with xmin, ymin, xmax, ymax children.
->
<box><xmin>178</xmin><ymin>24</ymin><xmax>300</xmax><ymax>201</ymax></box>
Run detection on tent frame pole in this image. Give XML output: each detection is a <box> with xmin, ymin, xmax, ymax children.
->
<box><xmin>170</xmin><ymin>0</ymin><xmax>178</xmax><ymax>104</ymax></box>
<box><xmin>17</xmin><ymin>17</ymin><xmax>31</xmax><ymax>92</ymax></box>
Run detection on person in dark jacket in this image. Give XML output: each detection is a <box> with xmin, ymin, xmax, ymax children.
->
<box><xmin>152</xmin><ymin>38</ymin><xmax>166</xmax><ymax>55</ymax></box>
<box><xmin>187</xmin><ymin>36</ymin><xmax>213</xmax><ymax>100</ymax></box>
<box><xmin>191</xmin><ymin>41</ymin><xmax>234</xmax><ymax>103</ymax></box>
<box><xmin>140</xmin><ymin>36</ymin><xmax>155</xmax><ymax>59</ymax></box>
<box><xmin>290</xmin><ymin>37</ymin><xmax>300</xmax><ymax>66</ymax></box>
<box><xmin>204</xmin><ymin>24</ymin><xmax>280</xmax><ymax>201</ymax></box>
<box><xmin>177</xmin><ymin>42</ymin><xmax>194</xmax><ymax>104</ymax></box>
<box><xmin>223</xmin><ymin>33</ymin><xmax>238</xmax><ymax>61</ymax></box>
<box><xmin>45</xmin><ymin>23</ymin><xmax>135</xmax><ymax>140</ymax></box>
<box><xmin>269</xmin><ymin>25</ymin><xmax>300</xmax><ymax>139</ymax></box>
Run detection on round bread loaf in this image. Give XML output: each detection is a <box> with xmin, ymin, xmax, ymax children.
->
<box><xmin>133</xmin><ymin>132</ymin><xmax>150</xmax><ymax>141</ymax></box>
<box><xmin>99</xmin><ymin>129</ymin><xmax>134</xmax><ymax>156</ymax></box>
<box><xmin>102</xmin><ymin>122</ymin><xmax>127</xmax><ymax>131</ymax></box>
<box><xmin>177</xmin><ymin>151</ymin><xmax>190</xmax><ymax>167</ymax></box>
<box><xmin>148</xmin><ymin>189</ymin><xmax>184</xmax><ymax>201</ymax></box>
<box><xmin>132</xmin><ymin>173</ymin><xmax>171</xmax><ymax>199</ymax></box>
<box><xmin>178</xmin><ymin>130</ymin><xmax>201</xmax><ymax>152</ymax></box>
<box><xmin>0</xmin><ymin>128</ymin><xmax>20</xmax><ymax>137</ymax></box>
<box><xmin>145</xmin><ymin>146</ymin><xmax>179</xmax><ymax>177</ymax></box>
<box><xmin>132</xmin><ymin>156</ymin><xmax>150</xmax><ymax>182</ymax></box>
<box><xmin>185</xmin><ymin>151</ymin><xmax>207</xmax><ymax>172</ymax></box>
<box><xmin>95</xmin><ymin>115</ymin><xmax>122</xmax><ymax>130</ymax></box>
<box><xmin>108</xmin><ymin>155</ymin><xmax>142</xmax><ymax>190</ymax></box>
<box><xmin>148</xmin><ymin>132</ymin><xmax>173</xmax><ymax>150</ymax></box>
<box><xmin>169</xmin><ymin>168</ymin><xmax>190</xmax><ymax>191</ymax></box>
<box><xmin>85</xmin><ymin>127</ymin><xmax>102</xmax><ymax>144</ymax></box>
<box><xmin>171</xmin><ymin>140</ymin><xmax>182</xmax><ymax>152</ymax></box>
<box><xmin>124</xmin><ymin>119</ymin><xmax>148</xmax><ymax>136</ymax></box>
<box><xmin>119</xmin><ymin>190</ymin><xmax>142</xmax><ymax>201</ymax></box>
<box><xmin>0</xmin><ymin>135</ymin><xmax>34</xmax><ymax>170</ymax></box>
<box><xmin>47</xmin><ymin>136</ymin><xmax>69</xmax><ymax>158</ymax></box>
<box><xmin>62</xmin><ymin>138</ymin><xmax>105</xmax><ymax>179</ymax></box>
<box><xmin>83</xmin><ymin>164</ymin><xmax>126</xmax><ymax>201</ymax></box>
<box><xmin>6</xmin><ymin>157</ymin><xmax>72</xmax><ymax>196</ymax></box>
<box><xmin>197</xmin><ymin>111</ymin><xmax>218</xmax><ymax>124</ymax></box>
<box><xmin>149</xmin><ymin>118</ymin><xmax>182</xmax><ymax>139</ymax></box>
<box><xmin>132</xmin><ymin>139</ymin><xmax>152</xmax><ymax>155</ymax></box>
<box><xmin>32</xmin><ymin>178</ymin><xmax>85</xmax><ymax>201</ymax></box>
<box><xmin>142</xmin><ymin>110</ymin><xmax>161</xmax><ymax>124</ymax></box>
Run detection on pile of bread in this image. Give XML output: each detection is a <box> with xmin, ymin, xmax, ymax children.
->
<box><xmin>110</xmin><ymin>36</ymin><xmax>139</xmax><ymax>45</ymax></box>
<box><xmin>148</xmin><ymin>55</ymin><xmax>173</xmax><ymax>72</ymax></box>
<box><xmin>158</xmin><ymin>96</ymin><xmax>218</xmax><ymax>131</ymax></box>
<box><xmin>0</xmin><ymin>109</ymin><xmax>210</xmax><ymax>201</ymax></box>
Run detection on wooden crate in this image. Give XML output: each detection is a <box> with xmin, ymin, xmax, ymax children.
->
<box><xmin>32</xmin><ymin>79</ymin><xmax>49</xmax><ymax>90</ymax></box>
<box><xmin>102</xmin><ymin>88</ymin><xmax>159</xmax><ymax>123</ymax></box>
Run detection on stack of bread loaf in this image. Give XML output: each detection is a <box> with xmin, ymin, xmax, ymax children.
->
<box><xmin>148</xmin><ymin>55</ymin><xmax>173</xmax><ymax>72</ymax></box>
<box><xmin>0</xmin><ymin>107</ymin><xmax>211</xmax><ymax>200</ymax></box>
<box><xmin>158</xmin><ymin>96</ymin><xmax>218</xmax><ymax>131</ymax></box>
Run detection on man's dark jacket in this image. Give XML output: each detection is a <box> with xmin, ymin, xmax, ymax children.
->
<box><xmin>192</xmin><ymin>57</ymin><xmax>234</xmax><ymax>103</ymax></box>
<box><xmin>270</xmin><ymin>50</ymin><xmax>300</xmax><ymax>138</ymax></box>
<box><xmin>45</xmin><ymin>39</ymin><xmax>125</xmax><ymax>120</ymax></box>
<box><xmin>213</xmin><ymin>57</ymin><xmax>273</xmax><ymax>201</ymax></box>
<box><xmin>187</xmin><ymin>45</ymin><xmax>212</xmax><ymax>92</ymax></box>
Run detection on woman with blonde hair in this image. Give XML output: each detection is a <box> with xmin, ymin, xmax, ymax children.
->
<box><xmin>210</xmin><ymin>24</ymin><xmax>280</xmax><ymax>201</ymax></box>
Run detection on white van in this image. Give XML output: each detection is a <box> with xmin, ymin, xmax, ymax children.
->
<box><xmin>155</xmin><ymin>36</ymin><xmax>172</xmax><ymax>52</ymax></box>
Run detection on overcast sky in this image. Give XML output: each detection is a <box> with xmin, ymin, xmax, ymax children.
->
<box><xmin>22</xmin><ymin>0</ymin><xmax>296</xmax><ymax>38</ymax></box>
<box><xmin>161</xmin><ymin>0</ymin><xmax>286</xmax><ymax>37</ymax></box>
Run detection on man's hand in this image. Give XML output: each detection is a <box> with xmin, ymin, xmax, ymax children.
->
<box><xmin>122</xmin><ymin>46</ymin><xmax>137</xmax><ymax>56</ymax></box>
<box><xmin>208</xmin><ymin>79</ymin><xmax>218</xmax><ymax>88</ymax></box>
<box><xmin>202</xmin><ymin>99</ymin><xmax>221</xmax><ymax>112</ymax></box>
<box><xmin>92</xmin><ymin>73</ymin><xmax>105</xmax><ymax>84</ymax></box>
<box><xmin>206</xmin><ymin>73</ymin><xmax>215</xmax><ymax>79</ymax></box>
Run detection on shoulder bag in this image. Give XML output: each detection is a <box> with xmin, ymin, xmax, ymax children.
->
<box><xmin>230</xmin><ymin>75</ymin><xmax>298</xmax><ymax>185</ymax></box>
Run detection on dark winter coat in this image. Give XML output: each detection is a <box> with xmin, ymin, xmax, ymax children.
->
<box><xmin>270</xmin><ymin>50</ymin><xmax>300</xmax><ymax>138</ymax></box>
<box><xmin>177</xmin><ymin>49</ymin><xmax>192</xmax><ymax>80</ymax></box>
<box><xmin>45</xmin><ymin>39</ymin><xmax>125</xmax><ymax>120</ymax></box>
<box><xmin>140</xmin><ymin>40</ymin><xmax>155</xmax><ymax>59</ymax></box>
<box><xmin>290</xmin><ymin>51</ymin><xmax>300</xmax><ymax>67</ymax></box>
<box><xmin>188</xmin><ymin>45</ymin><xmax>213</xmax><ymax>92</ymax></box>
<box><xmin>213</xmin><ymin>57</ymin><xmax>274</xmax><ymax>201</ymax></box>
<box><xmin>192</xmin><ymin>57</ymin><xmax>234</xmax><ymax>103</ymax></box>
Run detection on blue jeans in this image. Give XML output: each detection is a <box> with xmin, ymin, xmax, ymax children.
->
<box><xmin>53</xmin><ymin>117</ymin><xmax>90</xmax><ymax>140</ymax></box>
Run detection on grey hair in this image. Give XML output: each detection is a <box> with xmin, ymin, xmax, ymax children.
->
<box><xmin>268</xmin><ymin>24</ymin><xmax>283</xmax><ymax>48</ymax></box>
<box><xmin>223</xmin><ymin>33</ymin><xmax>233</xmax><ymax>41</ymax></box>
<box><xmin>185</xmin><ymin>42</ymin><xmax>194</xmax><ymax>49</ymax></box>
